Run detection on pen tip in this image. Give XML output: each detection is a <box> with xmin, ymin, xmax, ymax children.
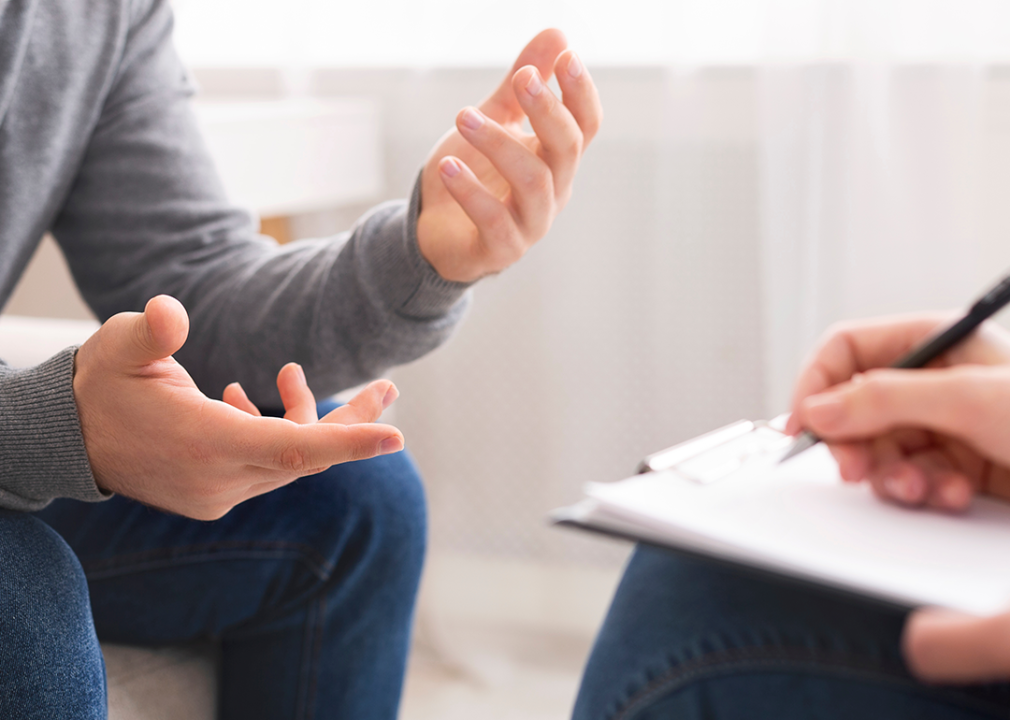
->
<box><xmin>779</xmin><ymin>432</ymin><xmax>819</xmax><ymax>464</ymax></box>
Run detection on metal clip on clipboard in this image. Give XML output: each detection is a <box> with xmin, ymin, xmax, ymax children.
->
<box><xmin>637</xmin><ymin>420</ymin><xmax>792</xmax><ymax>485</ymax></box>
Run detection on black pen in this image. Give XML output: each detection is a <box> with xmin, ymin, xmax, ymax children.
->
<box><xmin>780</xmin><ymin>272</ymin><xmax>1010</xmax><ymax>464</ymax></box>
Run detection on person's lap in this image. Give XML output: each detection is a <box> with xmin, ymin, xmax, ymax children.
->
<box><xmin>574</xmin><ymin>546</ymin><xmax>1010</xmax><ymax>720</ymax></box>
<box><xmin>1</xmin><ymin>398</ymin><xmax>426</xmax><ymax>720</ymax></box>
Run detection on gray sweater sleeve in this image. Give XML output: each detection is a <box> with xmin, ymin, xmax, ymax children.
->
<box><xmin>0</xmin><ymin>349</ymin><xmax>110</xmax><ymax>511</ymax></box>
<box><xmin>51</xmin><ymin>0</ymin><xmax>472</xmax><ymax>407</ymax></box>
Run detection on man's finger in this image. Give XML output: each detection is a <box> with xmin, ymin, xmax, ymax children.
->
<box><xmin>454</xmin><ymin>106</ymin><xmax>553</xmax><ymax>230</ymax></box>
<box><xmin>100</xmin><ymin>294</ymin><xmax>190</xmax><ymax>368</ymax></box>
<box><xmin>320</xmin><ymin>380</ymin><xmax>397</xmax><ymax>426</ymax></box>
<box><xmin>241</xmin><ymin>417</ymin><xmax>404</xmax><ymax>473</ymax></box>
<box><xmin>277</xmin><ymin>362</ymin><xmax>318</xmax><ymax>424</ymax></box>
<box><xmin>222</xmin><ymin>382</ymin><xmax>261</xmax><ymax>416</ymax></box>
<box><xmin>904</xmin><ymin>608</ymin><xmax>1010</xmax><ymax>682</ymax></box>
<box><xmin>437</xmin><ymin>156</ymin><xmax>523</xmax><ymax>268</ymax></box>
<box><xmin>512</xmin><ymin>66</ymin><xmax>583</xmax><ymax>197</ymax></box>
<box><xmin>554</xmin><ymin>50</ymin><xmax>603</xmax><ymax>146</ymax></box>
<box><xmin>480</xmin><ymin>28</ymin><xmax>568</xmax><ymax>123</ymax></box>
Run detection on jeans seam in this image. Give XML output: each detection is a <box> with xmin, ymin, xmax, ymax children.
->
<box><xmin>295</xmin><ymin>592</ymin><xmax>326</xmax><ymax>720</ymax></box>
<box><xmin>81</xmin><ymin>541</ymin><xmax>335</xmax><ymax>582</ymax></box>
<box><xmin>612</xmin><ymin>646</ymin><xmax>1010</xmax><ymax>720</ymax></box>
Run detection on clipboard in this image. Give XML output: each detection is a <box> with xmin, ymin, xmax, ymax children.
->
<box><xmin>552</xmin><ymin>419</ymin><xmax>1010</xmax><ymax>616</ymax></box>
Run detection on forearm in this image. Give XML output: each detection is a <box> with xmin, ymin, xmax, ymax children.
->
<box><xmin>170</xmin><ymin>178</ymin><xmax>472</xmax><ymax>405</ymax></box>
<box><xmin>0</xmin><ymin>350</ymin><xmax>108</xmax><ymax>511</ymax></box>
<box><xmin>49</xmin><ymin>0</ymin><xmax>471</xmax><ymax>406</ymax></box>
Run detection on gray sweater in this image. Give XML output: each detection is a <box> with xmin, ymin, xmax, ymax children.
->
<box><xmin>0</xmin><ymin>0</ymin><xmax>472</xmax><ymax>511</ymax></box>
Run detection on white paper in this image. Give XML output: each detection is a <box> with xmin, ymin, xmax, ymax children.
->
<box><xmin>576</xmin><ymin>444</ymin><xmax>1010</xmax><ymax>615</ymax></box>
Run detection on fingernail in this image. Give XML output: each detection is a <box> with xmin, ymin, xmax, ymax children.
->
<box><xmin>567</xmin><ymin>53</ymin><xmax>583</xmax><ymax>79</ymax></box>
<box><xmin>804</xmin><ymin>392</ymin><xmax>844</xmax><ymax>428</ymax></box>
<box><xmin>380</xmin><ymin>436</ymin><xmax>403</xmax><ymax>455</ymax></box>
<box><xmin>382</xmin><ymin>385</ymin><xmax>398</xmax><ymax>409</ymax></box>
<box><xmin>525</xmin><ymin>70</ymin><xmax>544</xmax><ymax>97</ymax></box>
<box><xmin>295</xmin><ymin>364</ymin><xmax>306</xmax><ymax>384</ymax></box>
<box><xmin>460</xmin><ymin>107</ymin><xmax>484</xmax><ymax>131</ymax></box>
<box><xmin>440</xmin><ymin>157</ymin><xmax>461</xmax><ymax>178</ymax></box>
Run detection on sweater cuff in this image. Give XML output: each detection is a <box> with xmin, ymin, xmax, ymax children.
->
<box><xmin>0</xmin><ymin>348</ymin><xmax>110</xmax><ymax>511</ymax></box>
<box><xmin>360</xmin><ymin>172</ymin><xmax>473</xmax><ymax>320</ymax></box>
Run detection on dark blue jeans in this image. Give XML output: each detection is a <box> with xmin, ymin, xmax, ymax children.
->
<box><xmin>0</xmin><ymin>400</ymin><xmax>426</xmax><ymax>720</ymax></box>
<box><xmin>574</xmin><ymin>547</ymin><xmax>1010</xmax><ymax>720</ymax></box>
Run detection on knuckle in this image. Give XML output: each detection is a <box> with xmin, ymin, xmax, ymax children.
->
<box><xmin>276</xmin><ymin>443</ymin><xmax>310</xmax><ymax>474</ymax></box>
<box><xmin>521</xmin><ymin>165</ymin><xmax>553</xmax><ymax>196</ymax></box>
<box><xmin>560</xmin><ymin>134</ymin><xmax>582</xmax><ymax>159</ymax></box>
<box><xmin>855</xmin><ymin>371</ymin><xmax>890</xmax><ymax>413</ymax></box>
<box><xmin>821</xmin><ymin>320</ymin><xmax>857</xmax><ymax>350</ymax></box>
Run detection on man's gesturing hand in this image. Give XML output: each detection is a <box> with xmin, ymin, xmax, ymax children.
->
<box><xmin>417</xmin><ymin>28</ymin><xmax>603</xmax><ymax>283</ymax></box>
<box><xmin>74</xmin><ymin>295</ymin><xmax>404</xmax><ymax>521</ymax></box>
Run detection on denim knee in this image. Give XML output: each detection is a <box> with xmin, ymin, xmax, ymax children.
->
<box><xmin>314</xmin><ymin>448</ymin><xmax>428</xmax><ymax>586</ymax></box>
<box><xmin>278</xmin><ymin>400</ymin><xmax>428</xmax><ymax>585</ymax></box>
<box><xmin>0</xmin><ymin>510</ymin><xmax>106</xmax><ymax>719</ymax></box>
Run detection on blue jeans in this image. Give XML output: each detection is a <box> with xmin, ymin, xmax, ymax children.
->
<box><xmin>574</xmin><ymin>546</ymin><xmax>1010</xmax><ymax>720</ymax></box>
<box><xmin>0</xmin><ymin>400</ymin><xmax>426</xmax><ymax>720</ymax></box>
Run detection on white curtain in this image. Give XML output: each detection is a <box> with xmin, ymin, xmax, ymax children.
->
<box><xmin>758</xmin><ymin>65</ymin><xmax>995</xmax><ymax>411</ymax></box>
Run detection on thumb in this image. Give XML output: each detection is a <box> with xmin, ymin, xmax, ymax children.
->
<box><xmin>101</xmin><ymin>295</ymin><xmax>190</xmax><ymax>368</ymax></box>
<box><xmin>904</xmin><ymin>608</ymin><xmax>1010</xmax><ymax>682</ymax></box>
<box><xmin>480</xmin><ymin>28</ymin><xmax>567</xmax><ymax>122</ymax></box>
<box><xmin>800</xmin><ymin>367</ymin><xmax>995</xmax><ymax>444</ymax></box>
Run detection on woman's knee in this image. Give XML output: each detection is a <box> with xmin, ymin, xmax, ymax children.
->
<box><xmin>0</xmin><ymin>511</ymin><xmax>105</xmax><ymax>719</ymax></box>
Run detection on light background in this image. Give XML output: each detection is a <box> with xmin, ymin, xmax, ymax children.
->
<box><xmin>173</xmin><ymin>0</ymin><xmax>1010</xmax><ymax>67</ymax></box>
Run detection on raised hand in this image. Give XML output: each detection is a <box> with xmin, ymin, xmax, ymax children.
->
<box><xmin>73</xmin><ymin>295</ymin><xmax>403</xmax><ymax>521</ymax></box>
<box><xmin>416</xmin><ymin>29</ymin><xmax>603</xmax><ymax>283</ymax></box>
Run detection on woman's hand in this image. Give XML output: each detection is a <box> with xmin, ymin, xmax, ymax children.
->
<box><xmin>787</xmin><ymin>313</ymin><xmax>1010</xmax><ymax>511</ymax></box>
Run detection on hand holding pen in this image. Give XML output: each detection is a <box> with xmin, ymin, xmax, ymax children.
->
<box><xmin>783</xmin><ymin>304</ymin><xmax>1010</xmax><ymax>511</ymax></box>
<box><xmin>783</xmin><ymin>273</ymin><xmax>1010</xmax><ymax>464</ymax></box>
